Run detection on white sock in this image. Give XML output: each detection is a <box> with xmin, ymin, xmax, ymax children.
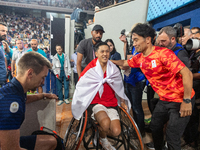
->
<box><xmin>100</xmin><ymin>137</ymin><xmax>107</xmax><ymax>141</ymax></box>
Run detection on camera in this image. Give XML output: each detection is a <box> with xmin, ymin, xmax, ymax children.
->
<box><xmin>121</xmin><ymin>29</ymin><xmax>131</xmax><ymax>37</ymax></box>
<box><xmin>185</xmin><ymin>39</ymin><xmax>200</xmax><ymax>51</ymax></box>
<box><xmin>120</xmin><ymin>29</ymin><xmax>133</xmax><ymax>57</ymax></box>
<box><xmin>173</xmin><ymin>23</ymin><xmax>184</xmax><ymax>38</ymax></box>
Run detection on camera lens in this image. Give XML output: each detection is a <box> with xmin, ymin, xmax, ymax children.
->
<box><xmin>185</xmin><ymin>39</ymin><xmax>200</xmax><ymax>50</ymax></box>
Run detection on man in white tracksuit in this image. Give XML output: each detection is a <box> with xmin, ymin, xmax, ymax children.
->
<box><xmin>52</xmin><ymin>44</ymin><xmax>71</xmax><ymax>105</ymax></box>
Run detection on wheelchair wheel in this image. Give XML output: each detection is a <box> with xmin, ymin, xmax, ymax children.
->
<box><xmin>64</xmin><ymin>110</ymin><xmax>88</xmax><ymax>150</ymax></box>
<box><xmin>119</xmin><ymin>106</ymin><xmax>144</xmax><ymax>150</ymax></box>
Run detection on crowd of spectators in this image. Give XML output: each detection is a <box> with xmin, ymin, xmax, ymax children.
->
<box><xmin>0</xmin><ymin>14</ymin><xmax>50</xmax><ymax>49</ymax></box>
<box><xmin>38</xmin><ymin>0</ymin><xmax>116</xmax><ymax>10</ymax></box>
<box><xmin>1</xmin><ymin>0</ymin><xmax>127</xmax><ymax>10</ymax></box>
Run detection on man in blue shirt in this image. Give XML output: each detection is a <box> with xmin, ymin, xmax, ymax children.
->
<box><xmin>27</xmin><ymin>39</ymin><xmax>47</xmax><ymax>58</ymax></box>
<box><xmin>27</xmin><ymin>39</ymin><xmax>47</xmax><ymax>93</ymax></box>
<box><xmin>0</xmin><ymin>52</ymin><xmax>58</xmax><ymax>150</ymax></box>
<box><xmin>0</xmin><ymin>22</ymin><xmax>7</xmax><ymax>86</ymax></box>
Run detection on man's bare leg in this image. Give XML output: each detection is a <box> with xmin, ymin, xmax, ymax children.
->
<box><xmin>95</xmin><ymin>111</ymin><xmax>121</xmax><ymax>137</ymax></box>
<box><xmin>34</xmin><ymin>135</ymin><xmax>57</xmax><ymax>150</ymax></box>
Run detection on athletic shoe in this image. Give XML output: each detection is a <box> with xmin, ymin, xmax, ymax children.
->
<box><xmin>57</xmin><ymin>100</ymin><xmax>64</xmax><ymax>106</ymax></box>
<box><xmin>64</xmin><ymin>99</ymin><xmax>70</xmax><ymax>104</ymax></box>
<box><xmin>162</xmin><ymin>145</ymin><xmax>168</xmax><ymax>150</ymax></box>
<box><xmin>145</xmin><ymin>142</ymin><xmax>155</xmax><ymax>150</ymax></box>
<box><xmin>100</xmin><ymin>137</ymin><xmax>116</xmax><ymax>150</ymax></box>
<box><xmin>162</xmin><ymin>141</ymin><xmax>168</xmax><ymax>150</ymax></box>
<box><xmin>144</xmin><ymin>117</ymin><xmax>151</xmax><ymax>124</ymax></box>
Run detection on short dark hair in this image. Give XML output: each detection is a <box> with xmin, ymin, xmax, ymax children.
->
<box><xmin>94</xmin><ymin>42</ymin><xmax>109</xmax><ymax>52</ymax></box>
<box><xmin>18</xmin><ymin>52</ymin><xmax>52</xmax><ymax>75</ymax></box>
<box><xmin>56</xmin><ymin>44</ymin><xmax>62</xmax><ymax>49</ymax></box>
<box><xmin>0</xmin><ymin>22</ymin><xmax>7</xmax><ymax>27</ymax></box>
<box><xmin>131</xmin><ymin>23</ymin><xmax>156</xmax><ymax>43</ymax></box>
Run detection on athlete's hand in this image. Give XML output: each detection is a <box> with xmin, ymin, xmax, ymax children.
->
<box><xmin>44</xmin><ymin>93</ymin><xmax>58</xmax><ymax>100</ymax></box>
<box><xmin>179</xmin><ymin>101</ymin><xmax>192</xmax><ymax>117</ymax></box>
<box><xmin>121</xmin><ymin>101</ymin><xmax>128</xmax><ymax>111</ymax></box>
<box><xmin>56</xmin><ymin>74</ymin><xmax>61</xmax><ymax>80</ymax></box>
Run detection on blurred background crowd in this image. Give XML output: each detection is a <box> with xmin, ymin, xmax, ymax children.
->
<box><xmin>0</xmin><ymin>14</ymin><xmax>50</xmax><ymax>49</ymax></box>
<box><xmin>0</xmin><ymin>0</ymin><xmax>126</xmax><ymax>10</ymax></box>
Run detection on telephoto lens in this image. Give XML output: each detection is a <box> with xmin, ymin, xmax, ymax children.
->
<box><xmin>185</xmin><ymin>39</ymin><xmax>200</xmax><ymax>51</ymax></box>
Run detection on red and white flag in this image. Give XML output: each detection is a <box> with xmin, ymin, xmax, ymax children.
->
<box><xmin>72</xmin><ymin>58</ymin><xmax>131</xmax><ymax>120</ymax></box>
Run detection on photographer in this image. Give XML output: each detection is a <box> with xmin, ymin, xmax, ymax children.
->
<box><xmin>158</xmin><ymin>26</ymin><xmax>190</xmax><ymax>68</ymax></box>
<box><xmin>180</xmin><ymin>27</ymin><xmax>192</xmax><ymax>46</ymax></box>
<box><xmin>180</xmin><ymin>26</ymin><xmax>200</xmax><ymax>149</ymax></box>
<box><xmin>191</xmin><ymin>27</ymin><xmax>200</xmax><ymax>38</ymax></box>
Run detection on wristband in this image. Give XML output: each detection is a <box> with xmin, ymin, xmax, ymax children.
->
<box><xmin>183</xmin><ymin>98</ymin><xmax>191</xmax><ymax>103</ymax></box>
<box><xmin>56</xmin><ymin>74</ymin><xmax>59</xmax><ymax>78</ymax></box>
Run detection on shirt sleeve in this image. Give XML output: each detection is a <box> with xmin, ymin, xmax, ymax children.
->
<box><xmin>0</xmin><ymin>96</ymin><xmax>24</xmax><ymax>130</ymax></box>
<box><xmin>127</xmin><ymin>54</ymin><xmax>140</xmax><ymax>68</ymax></box>
<box><xmin>12</xmin><ymin>52</ymin><xmax>17</xmax><ymax>61</ymax></box>
<box><xmin>160</xmin><ymin>49</ymin><xmax>185</xmax><ymax>74</ymax></box>
<box><xmin>76</xmin><ymin>40</ymin><xmax>85</xmax><ymax>54</ymax></box>
<box><xmin>42</xmin><ymin>51</ymin><xmax>47</xmax><ymax>58</ymax></box>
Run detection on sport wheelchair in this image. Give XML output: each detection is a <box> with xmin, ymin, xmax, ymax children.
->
<box><xmin>64</xmin><ymin>106</ymin><xmax>144</xmax><ymax>150</ymax></box>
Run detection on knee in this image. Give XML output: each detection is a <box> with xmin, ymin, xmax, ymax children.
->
<box><xmin>111</xmin><ymin>127</ymin><xmax>121</xmax><ymax>137</ymax></box>
<box><xmin>100</xmin><ymin>119</ymin><xmax>110</xmax><ymax>132</ymax></box>
<box><xmin>48</xmin><ymin>136</ymin><xmax>57</xmax><ymax>150</ymax></box>
<box><xmin>35</xmin><ymin>135</ymin><xmax>57</xmax><ymax>150</ymax></box>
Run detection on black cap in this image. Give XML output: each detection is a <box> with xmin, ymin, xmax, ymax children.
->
<box><xmin>92</xmin><ymin>24</ymin><xmax>105</xmax><ymax>33</ymax></box>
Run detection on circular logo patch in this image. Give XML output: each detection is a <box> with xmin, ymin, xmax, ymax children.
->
<box><xmin>10</xmin><ymin>102</ymin><xmax>19</xmax><ymax>113</ymax></box>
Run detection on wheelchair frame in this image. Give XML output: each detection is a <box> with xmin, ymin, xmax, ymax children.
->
<box><xmin>64</xmin><ymin>106</ymin><xmax>144</xmax><ymax>150</ymax></box>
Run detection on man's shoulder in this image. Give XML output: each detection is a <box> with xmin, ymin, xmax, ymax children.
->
<box><xmin>77</xmin><ymin>38</ymin><xmax>92</xmax><ymax>53</ymax></box>
<box><xmin>26</xmin><ymin>49</ymin><xmax>32</xmax><ymax>52</ymax></box>
<box><xmin>177</xmin><ymin>48</ymin><xmax>188</xmax><ymax>57</ymax></box>
<box><xmin>154</xmin><ymin>46</ymin><xmax>173</xmax><ymax>55</ymax></box>
<box><xmin>38</xmin><ymin>48</ymin><xmax>43</xmax><ymax>52</ymax></box>
<box><xmin>0</xmin><ymin>82</ymin><xmax>18</xmax><ymax>96</ymax></box>
<box><xmin>114</xmin><ymin>51</ymin><xmax>121</xmax><ymax>56</ymax></box>
<box><xmin>79</xmin><ymin>38</ymin><xmax>92</xmax><ymax>46</ymax></box>
<box><xmin>80</xmin><ymin>58</ymin><xmax>97</xmax><ymax>77</ymax></box>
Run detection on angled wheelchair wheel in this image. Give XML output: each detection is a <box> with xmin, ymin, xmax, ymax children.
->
<box><xmin>64</xmin><ymin>110</ymin><xmax>88</xmax><ymax>150</ymax></box>
<box><xmin>119</xmin><ymin>106</ymin><xmax>144</xmax><ymax>150</ymax></box>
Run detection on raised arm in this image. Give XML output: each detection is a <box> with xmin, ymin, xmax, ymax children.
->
<box><xmin>26</xmin><ymin>93</ymin><xmax>58</xmax><ymax>104</ymax></box>
<box><xmin>77</xmin><ymin>52</ymin><xmax>83</xmax><ymax>77</ymax></box>
<box><xmin>111</xmin><ymin>59</ymin><xmax>129</xmax><ymax>68</ymax></box>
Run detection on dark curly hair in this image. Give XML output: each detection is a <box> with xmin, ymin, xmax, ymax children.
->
<box><xmin>131</xmin><ymin>23</ymin><xmax>156</xmax><ymax>44</ymax></box>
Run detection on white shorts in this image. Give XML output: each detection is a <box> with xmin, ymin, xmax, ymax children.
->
<box><xmin>91</xmin><ymin>104</ymin><xmax>120</xmax><ymax>121</ymax></box>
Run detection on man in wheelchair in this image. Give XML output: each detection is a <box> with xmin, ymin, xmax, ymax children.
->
<box><xmin>72</xmin><ymin>42</ymin><xmax>131</xmax><ymax>150</ymax></box>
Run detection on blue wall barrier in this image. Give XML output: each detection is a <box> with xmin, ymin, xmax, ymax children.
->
<box><xmin>150</xmin><ymin>1</ymin><xmax>200</xmax><ymax>30</ymax></box>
